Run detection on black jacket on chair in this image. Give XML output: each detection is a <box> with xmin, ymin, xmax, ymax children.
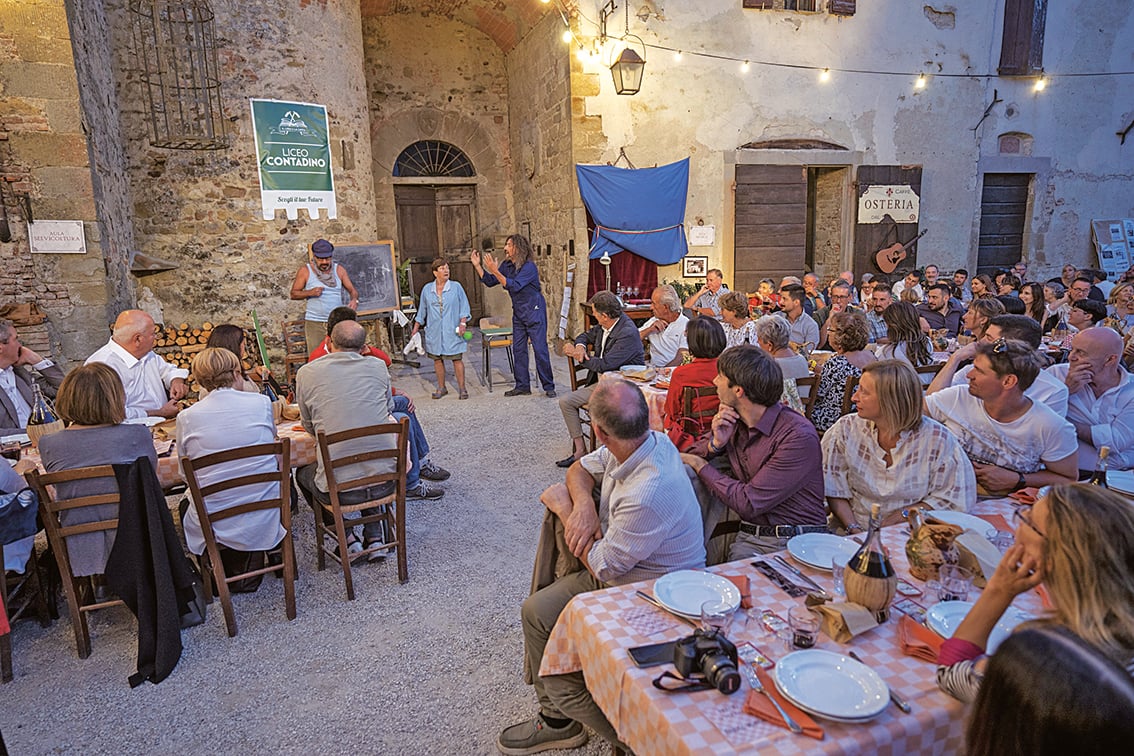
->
<box><xmin>105</xmin><ymin>457</ymin><xmax>198</xmax><ymax>687</ymax></box>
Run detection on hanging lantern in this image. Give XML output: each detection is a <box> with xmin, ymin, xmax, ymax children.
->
<box><xmin>610</xmin><ymin>46</ymin><xmax>645</xmax><ymax>95</ymax></box>
<box><xmin>129</xmin><ymin>0</ymin><xmax>227</xmax><ymax>150</ymax></box>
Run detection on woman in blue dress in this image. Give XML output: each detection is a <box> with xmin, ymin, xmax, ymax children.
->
<box><xmin>410</xmin><ymin>258</ymin><xmax>471</xmax><ymax>399</ymax></box>
<box><xmin>470</xmin><ymin>234</ymin><xmax>556</xmax><ymax>397</ymax></box>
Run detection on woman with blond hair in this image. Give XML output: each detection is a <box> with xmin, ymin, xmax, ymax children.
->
<box><xmin>822</xmin><ymin>359</ymin><xmax>974</xmax><ymax>532</ymax></box>
<box><xmin>937</xmin><ymin>484</ymin><xmax>1134</xmax><ymax>702</ymax></box>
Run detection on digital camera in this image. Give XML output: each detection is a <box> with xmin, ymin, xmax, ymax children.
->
<box><xmin>672</xmin><ymin>628</ymin><xmax>741</xmax><ymax>694</ymax></box>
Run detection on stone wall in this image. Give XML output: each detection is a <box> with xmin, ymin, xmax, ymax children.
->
<box><xmin>100</xmin><ymin>0</ymin><xmax>378</xmax><ymax>357</ymax></box>
<box><xmin>0</xmin><ymin>0</ymin><xmax>113</xmax><ymax>366</ymax></box>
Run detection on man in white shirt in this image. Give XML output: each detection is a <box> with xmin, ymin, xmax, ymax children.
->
<box><xmin>637</xmin><ymin>284</ymin><xmax>688</xmax><ymax>367</ymax></box>
<box><xmin>930</xmin><ymin>314</ymin><xmax>1069</xmax><ymax>416</ymax></box>
<box><xmin>925</xmin><ymin>339</ymin><xmax>1078</xmax><ymax>495</ymax></box>
<box><xmin>1046</xmin><ymin>327</ymin><xmax>1134</xmax><ymax>472</ymax></box>
<box><xmin>777</xmin><ymin>286</ymin><xmax>820</xmax><ymax>351</ymax></box>
<box><xmin>0</xmin><ymin>319</ymin><xmax>64</xmax><ymax>436</ymax></box>
<box><xmin>892</xmin><ymin>270</ymin><xmax>924</xmax><ymax>302</ymax></box>
<box><xmin>85</xmin><ymin>309</ymin><xmax>188</xmax><ymax>419</ymax></box>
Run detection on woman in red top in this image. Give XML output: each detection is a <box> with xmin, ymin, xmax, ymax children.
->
<box><xmin>663</xmin><ymin>317</ymin><xmax>726</xmax><ymax>450</ymax></box>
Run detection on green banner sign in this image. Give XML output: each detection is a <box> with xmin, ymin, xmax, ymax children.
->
<box><xmin>249</xmin><ymin>98</ymin><xmax>337</xmax><ymax>220</ymax></box>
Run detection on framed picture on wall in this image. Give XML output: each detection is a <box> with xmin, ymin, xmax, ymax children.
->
<box><xmin>683</xmin><ymin>256</ymin><xmax>708</xmax><ymax>277</ymax></box>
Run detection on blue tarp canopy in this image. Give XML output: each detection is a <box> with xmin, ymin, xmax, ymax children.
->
<box><xmin>576</xmin><ymin>158</ymin><xmax>690</xmax><ymax>265</ymax></box>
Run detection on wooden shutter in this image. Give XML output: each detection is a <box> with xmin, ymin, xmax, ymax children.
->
<box><xmin>976</xmin><ymin>173</ymin><xmax>1031</xmax><ymax>274</ymax></box>
<box><xmin>852</xmin><ymin>165</ymin><xmax>923</xmax><ymax>282</ymax></box>
<box><xmin>998</xmin><ymin>0</ymin><xmax>1047</xmax><ymax>75</ymax></box>
<box><xmin>742</xmin><ymin>0</ymin><xmax>775</xmax><ymax>9</ymax></box>
<box><xmin>828</xmin><ymin>0</ymin><xmax>856</xmax><ymax>16</ymax></box>
<box><xmin>733</xmin><ymin>164</ymin><xmax>807</xmax><ymax>292</ymax></box>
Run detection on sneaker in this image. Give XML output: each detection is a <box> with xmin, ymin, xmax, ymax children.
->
<box><xmin>545</xmin><ymin>390</ymin><xmax>557</xmax><ymax>398</ymax></box>
<box><xmin>419</xmin><ymin>459</ymin><xmax>451</xmax><ymax>481</ymax></box>
<box><xmin>363</xmin><ymin>539</ymin><xmax>389</xmax><ymax>563</ymax></box>
<box><xmin>407</xmin><ymin>480</ymin><xmax>445</xmax><ymax>500</ymax></box>
<box><xmin>504</xmin><ymin>387</ymin><xmax>531</xmax><ymax>397</ymax></box>
<box><xmin>497</xmin><ymin>715</ymin><xmax>587</xmax><ymax>755</ymax></box>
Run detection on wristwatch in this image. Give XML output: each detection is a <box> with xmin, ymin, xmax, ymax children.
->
<box><xmin>1013</xmin><ymin>471</ymin><xmax>1027</xmax><ymax>491</ymax></box>
<box><xmin>846</xmin><ymin>523</ymin><xmax>865</xmax><ymax>534</ymax></box>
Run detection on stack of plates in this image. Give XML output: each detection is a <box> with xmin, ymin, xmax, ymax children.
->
<box><xmin>651</xmin><ymin>570</ymin><xmax>741</xmax><ymax>618</ymax></box>
<box><xmin>772</xmin><ymin>649</ymin><xmax>890</xmax><ymax>722</ymax></box>
<box><xmin>786</xmin><ymin>533</ymin><xmax>860</xmax><ymax>571</ymax></box>
<box><xmin>926</xmin><ymin>601</ymin><xmax>1032</xmax><ymax>653</ymax></box>
<box><xmin>924</xmin><ymin>511</ymin><xmax>998</xmax><ymax>539</ymax></box>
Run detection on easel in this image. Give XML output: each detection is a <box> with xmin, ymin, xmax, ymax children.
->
<box><xmin>357</xmin><ymin>310</ymin><xmax>420</xmax><ymax>369</ymax></box>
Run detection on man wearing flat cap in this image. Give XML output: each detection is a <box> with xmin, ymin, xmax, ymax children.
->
<box><xmin>290</xmin><ymin>238</ymin><xmax>359</xmax><ymax>351</ymax></box>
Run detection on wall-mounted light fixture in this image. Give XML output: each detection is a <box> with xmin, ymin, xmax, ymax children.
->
<box><xmin>600</xmin><ymin>1</ymin><xmax>647</xmax><ymax>95</ymax></box>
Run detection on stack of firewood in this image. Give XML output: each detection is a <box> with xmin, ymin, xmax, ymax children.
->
<box><xmin>154</xmin><ymin>321</ymin><xmax>214</xmax><ymax>371</ymax></box>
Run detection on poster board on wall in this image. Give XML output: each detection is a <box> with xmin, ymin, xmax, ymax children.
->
<box><xmin>1091</xmin><ymin>220</ymin><xmax>1132</xmax><ymax>280</ymax></box>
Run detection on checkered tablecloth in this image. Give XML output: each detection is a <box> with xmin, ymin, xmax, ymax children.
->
<box><xmin>539</xmin><ymin>499</ymin><xmax>1037</xmax><ymax>754</ymax></box>
<box><xmin>598</xmin><ymin>372</ymin><xmax>669</xmax><ymax>432</ymax></box>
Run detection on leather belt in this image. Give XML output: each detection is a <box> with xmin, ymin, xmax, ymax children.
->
<box><xmin>738</xmin><ymin>523</ymin><xmax>829</xmax><ymax>538</ymax></box>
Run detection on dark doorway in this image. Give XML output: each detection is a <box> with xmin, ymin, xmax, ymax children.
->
<box><xmin>976</xmin><ymin>173</ymin><xmax>1031</xmax><ymax>276</ymax></box>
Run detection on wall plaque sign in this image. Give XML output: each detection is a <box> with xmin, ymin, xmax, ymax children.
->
<box><xmin>250</xmin><ymin>98</ymin><xmax>337</xmax><ymax>220</ymax></box>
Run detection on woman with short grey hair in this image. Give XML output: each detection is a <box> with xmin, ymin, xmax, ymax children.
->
<box><xmin>755</xmin><ymin>315</ymin><xmax>809</xmax><ymax>380</ymax></box>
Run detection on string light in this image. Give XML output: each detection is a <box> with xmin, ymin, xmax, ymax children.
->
<box><xmin>915</xmin><ymin>73</ymin><xmax>927</xmax><ymax>89</ymax></box>
<box><xmin>740</xmin><ymin>60</ymin><xmax>750</xmax><ymax>73</ymax></box>
<box><xmin>674</xmin><ymin>50</ymin><xmax>683</xmax><ymax>62</ymax></box>
<box><xmin>576</xmin><ymin>45</ymin><xmax>588</xmax><ymax>62</ymax></box>
<box><xmin>1033</xmin><ymin>75</ymin><xmax>1047</xmax><ymax>91</ymax></box>
<box><xmin>561</xmin><ymin>29</ymin><xmax>573</xmax><ymax>44</ymax></box>
<box><xmin>819</xmin><ymin>67</ymin><xmax>830</xmax><ymax>82</ymax></box>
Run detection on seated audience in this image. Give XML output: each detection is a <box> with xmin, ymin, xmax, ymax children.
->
<box><xmin>755</xmin><ymin>315</ymin><xmax>809</xmax><ymax>381</ymax></box>
<box><xmin>1019</xmin><ymin>282</ymin><xmax>1047</xmax><ymax>325</ymax></box>
<box><xmin>822</xmin><ymin>360</ymin><xmax>974</xmax><ymax>532</ymax></box>
<box><xmin>557</xmin><ymin>291</ymin><xmax>645</xmax><ymax>467</ymax></box>
<box><xmin>966</xmin><ymin>626</ymin><xmax>1134</xmax><ymax>756</ymax></box>
<box><xmin>866</xmin><ymin>286</ymin><xmax>893</xmax><ymax>344</ymax></box>
<box><xmin>309</xmin><ymin>307</ymin><xmax>391</xmax><ymax>364</ymax></box>
<box><xmin>1070</xmin><ymin>298</ymin><xmax>1107</xmax><ymax>331</ymax></box>
<box><xmin>938</xmin><ymin>484</ymin><xmax>1134</xmax><ymax>702</ymax></box>
<box><xmin>801</xmin><ymin>272</ymin><xmax>824</xmax><ymax>315</ymax></box>
<box><xmin>0</xmin><ymin>318</ymin><xmax>64</xmax><ymax>436</ymax></box>
<box><xmin>1043</xmin><ymin>281</ymin><xmax>1069</xmax><ymax>331</ymax></box>
<box><xmin>916</xmin><ymin>283</ymin><xmax>964</xmax><ymax>337</ymax></box>
<box><xmin>681</xmin><ymin>345</ymin><xmax>825</xmax><ymax>558</ymax></box>
<box><xmin>85</xmin><ymin>309</ymin><xmax>188</xmax><ymax>419</ymax></box>
<box><xmin>1106</xmin><ymin>281</ymin><xmax>1134</xmax><ymax>331</ymax></box>
<box><xmin>815</xmin><ymin>280</ymin><xmax>857</xmax><ymax>348</ymax></box>
<box><xmin>934</xmin><ymin>314</ymin><xmax>1069</xmax><ymax>416</ymax></box>
<box><xmin>969</xmin><ymin>273</ymin><xmax>995</xmax><ymax>300</ymax></box>
<box><xmin>962</xmin><ymin>297</ymin><xmax>1006</xmax><ymax>341</ymax></box>
<box><xmin>877</xmin><ymin>301</ymin><xmax>932</xmax><ymax>367</ymax></box>
<box><xmin>637</xmin><ymin>284</ymin><xmax>688</xmax><ymax>367</ymax></box>
<box><xmin>203</xmin><ymin>324</ymin><xmax>263</xmax><ymax>395</ymax></box>
<box><xmin>776</xmin><ymin>285</ymin><xmax>820</xmax><ymax>353</ymax></box>
<box><xmin>891</xmin><ymin>269</ymin><xmax>924</xmax><ymax>302</ymax></box>
<box><xmin>498</xmin><ymin>380</ymin><xmax>704</xmax><ymax>754</ymax></box>
<box><xmin>176</xmin><ymin>348</ymin><xmax>287</xmax><ymax>561</ymax></box>
<box><xmin>925</xmin><ymin>339</ymin><xmax>1077</xmax><ymax>494</ymax></box>
<box><xmin>810</xmin><ymin>310</ymin><xmax>876</xmax><ymax>433</ymax></box>
<box><xmin>996</xmin><ymin>294</ymin><xmax>1026</xmax><ymax>315</ymax></box>
<box><xmin>38</xmin><ymin>363</ymin><xmax>158</xmax><ymax>576</ymax></box>
<box><xmin>997</xmin><ymin>273</ymin><xmax>1021</xmax><ymax>297</ymax></box>
<box><xmin>750</xmin><ymin>278</ymin><xmax>780</xmax><ymax>316</ymax></box>
<box><xmin>662</xmin><ymin>317</ymin><xmax>725</xmax><ymax>449</ymax></box>
<box><xmin>953</xmin><ymin>268</ymin><xmax>972</xmax><ymax>304</ymax></box>
<box><xmin>684</xmin><ymin>268</ymin><xmax>729</xmax><ymax>319</ymax></box>
<box><xmin>719</xmin><ymin>290</ymin><xmax>758</xmax><ymax>348</ymax></box>
<box><xmin>1046</xmin><ymin>327</ymin><xmax>1134</xmax><ymax>472</ymax></box>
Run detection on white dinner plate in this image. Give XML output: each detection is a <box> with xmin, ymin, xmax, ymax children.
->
<box><xmin>924</xmin><ymin>511</ymin><xmax>997</xmax><ymax>539</ymax></box>
<box><xmin>619</xmin><ymin>365</ymin><xmax>648</xmax><ymax>373</ymax></box>
<box><xmin>786</xmin><ymin>533</ymin><xmax>859</xmax><ymax>571</ymax></box>
<box><xmin>1109</xmin><ymin>470</ymin><xmax>1134</xmax><ymax>496</ymax></box>
<box><xmin>772</xmin><ymin>649</ymin><xmax>889</xmax><ymax>721</ymax></box>
<box><xmin>124</xmin><ymin>416</ymin><xmax>164</xmax><ymax>428</ymax></box>
<box><xmin>1</xmin><ymin>433</ymin><xmax>30</xmax><ymax>446</ymax></box>
<box><xmin>652</xmin><ymin>570</ymin><xmax>741</xmax><ymax>618</ymax></box>
<box><xmin>926</xmin><ymin>601</ymin><xmax>1032</xmax><ymax>654</ymax></box>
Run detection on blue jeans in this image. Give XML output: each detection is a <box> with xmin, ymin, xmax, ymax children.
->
<box><xmin>392</xmin><ymin>394</ymin><xmax>428</xmax><ymax>488</ymax></box>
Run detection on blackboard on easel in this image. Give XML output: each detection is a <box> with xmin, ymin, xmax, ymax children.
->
<box><xmin>332</xmin><ymin>241</ymin><xmax>400</xmax><ymax>314</ymax></box>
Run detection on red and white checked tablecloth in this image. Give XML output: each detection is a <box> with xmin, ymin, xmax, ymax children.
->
<box><xmin>539</xmin><ymin>499</ymin><xmax>1037</xmax><ymax>755</ymax></box>
<box><xmin>598</xmin><ymin>372</ymin><xmax>669</xmax><ymax>432</ymax></box>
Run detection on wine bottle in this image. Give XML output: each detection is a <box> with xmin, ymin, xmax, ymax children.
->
<box><xmin>1087</xmin><ymin>446</ymin><xmax>1110</xmax><ymax>488</ymax></box>
<box><xmin>27</xmin><ymin>382</ymin><xmax>57</xmax><ymax>425</ymax></box>
<box><xmin>844</xmin><ymin>503</ymin><xmax>898</xmax><ymax>623</ymax></box>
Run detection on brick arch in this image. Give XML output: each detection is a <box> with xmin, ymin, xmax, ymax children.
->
<box><xmin>371</xmin><ymin>107</ymin><xmax>504</xmax><ymax>181</ymax></box>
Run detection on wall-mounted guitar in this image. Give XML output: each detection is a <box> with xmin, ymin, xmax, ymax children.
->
<box><xmin>874</xmin><ymin>229</ymin><xmax>927</xmax><ymax>275</ymax></box>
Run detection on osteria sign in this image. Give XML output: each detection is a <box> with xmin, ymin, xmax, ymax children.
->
<box><xmin>858</xmin><ymin>185</ymin><xmax>920</xmax><ymax>224</ymax></box>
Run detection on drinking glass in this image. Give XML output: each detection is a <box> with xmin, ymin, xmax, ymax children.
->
<box><xmin>700</xmin><ymin>599</ymin><xmax>733</xmax><ymax>636</ymax></box>
<box><xmin>991</xmin><ymin>530</ymin><xmax>1015</xmax><ymax>553</ymax></box>
<box><xmin>788</xmin><ymin>606</ymin><xmax>821</xmax><ymax>649</ymax></box>
<box><xmin>831</xmin><ymin>554</ymin><xmax>850</xmax><ymax>596</ymax></box>
<box><xmin>937</xmin><ymin>565</ymin><xmax>974</xmax><ymax>602</ymax></box>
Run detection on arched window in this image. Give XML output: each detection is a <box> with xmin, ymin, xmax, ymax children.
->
<box><xmin>393</xmin><ymin>140</ymin><xmax>474</xmax><ymax>177</ymax></box>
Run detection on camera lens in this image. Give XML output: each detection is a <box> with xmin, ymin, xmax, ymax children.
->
<box><xmin>701</xmin><ymin>652</ymin><xmax>741</xmax><ymax>695</ymax></box>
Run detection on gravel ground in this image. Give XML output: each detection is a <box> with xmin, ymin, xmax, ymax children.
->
<box><xmin>1</xmin><ymin>351</ymin><xmax>614</xmax><ymax>756</ymax></box>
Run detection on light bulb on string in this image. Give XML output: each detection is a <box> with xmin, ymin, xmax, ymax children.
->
<box><xmin>819</xmin><ymin>68</ymin><xmax>831</xmax><ymax>83</ymax></box>
<box><xmin>562</xmin><ymin>29</ymin><xmax>573</xmax><ymax>44</ymax></box>
<box><xmin>674</xmin><ymin>50</ymin><xmax>683</xmax><ymax>62</ymax></box>
<box><xmin>915</xmin><ymin>73</ymin><xmax>927</xmax><ymax>90</ymax></box>
<box><xmin>1033</xmin><ymin>75</ymin><xmax>1047</xmax><ymax>92</ymax></box>
<box><xmin>576</xmin><ymin>45</ymin><xmax>587</xmax><ymax>62</ymax></box>
<box><xmin>740</xmin><ymin>60</ymin><xmax>750</xmax><ymax>73</ymax></box>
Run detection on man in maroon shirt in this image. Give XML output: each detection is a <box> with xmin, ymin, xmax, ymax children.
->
<box><xmin>681</xmin><ymin>344</ymin><xmax>826</xmax><ymax>559</ymax></box>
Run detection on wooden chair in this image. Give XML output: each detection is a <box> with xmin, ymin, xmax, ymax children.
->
<box><xmin>566</xmin><ymin>356</ymin><xmax>596</xmax><ymax>453</ymax></box>
<box><xmin>915</xmin><ymin>362</ymin><xmax>944</xmax><ymax>387</ymax></box>
<box><xmin>794</xmin><ymin>375</ymin><xmax>820</xmax><ymax>422</ymax></box>
<box><xmin>0</xmin><ymin>540</ymin><xmax>54</xmax><ymax>683</ymax></box>
<box><xmin>841</xmin><ymin>374</ymin><xmax>862</xmax><ymax>416</ymax></box>
<box><xmin>314</xmin><ymin>419</ymin><xmax>409</xmax><ymax>600</ymax></box>
<box><xmin>180</xmin><ymin>439</ymin><xmax>297</xmax><ymax>637</ymax></box>
<box><xmin>282</xmin><ymin>319</ymin><xmax>308</xmax><ymax>389</ymax></box>
<box><xmin>679</xmin><ymin>385</ymin><xmax>719</xmax><ymax>438</ymax></box>
<box><xmin>25</xmin><ymin>465</ymin><xmax>126</xmax><ymax>659</ymax></box>
<box><xmin>479</xmin><ymin>316</ymin><xmax>514</xmax><ymax>393</ymax></box>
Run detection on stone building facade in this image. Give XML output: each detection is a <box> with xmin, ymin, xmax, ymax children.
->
<box><xmin>1</xmin><ymin>1</ymin><xmax>1131</xmax><ymax>367</ymax></box>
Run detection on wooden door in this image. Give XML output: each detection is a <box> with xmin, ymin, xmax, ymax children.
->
<box><xmin>976</xmin><ymin>173</ymin><xmax>1031</xmax><ymax>275</ymax></box>
<box><xmin>853</xmin><ymin>165</ymin><xmax>923</xmax><ymax>282</ymax></box>
<box><xmin>733</xmin><ymin>164</ymin><xmax>807</xmax><ymax>293</ymax></box>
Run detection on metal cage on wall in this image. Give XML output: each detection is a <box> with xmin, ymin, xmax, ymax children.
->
<box><xmin>129</xmin><ymin>0</ymin><xmax>227</xmax><ymax>150</ymax></box>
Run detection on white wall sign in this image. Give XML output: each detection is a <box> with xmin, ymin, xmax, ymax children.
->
<box><xmin>28</xmin><ymin>220</ymin><xmax>86</xmax><ymax>254</ymax></box>
<box><xmin>688</xmin><ymin>225</ymin><xmax>716</xmax><ymax>246</ymax></box>
<box><xmin>858</xmin><ymin>185</ymin><xmax>920</xmax><ymax>224</ymax></box>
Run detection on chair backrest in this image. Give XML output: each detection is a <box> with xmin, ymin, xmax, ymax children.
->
<box><xmin>478</xmin><ymin>316</ymin><xmax>509</xmax><ymax>331</ymax></box>
<box><xmin>915</xmin><ymin>362</ymin><xmax>944</xmax><ymax>387</ymax></box>
<box><xmin>282</xmin><ymin>319</ymin><xmax>308</xmax><ymax>355</ymax></box>
<box><xmin>795</xmin><ymin>375</ymin><xmax>819</xmax><ymax>421</ymax></box>
<box><xmin>180</xmin><ymin>439</ymin><xmax>292</xmax><ymax>533</ymax></box>
<box><xmin>316</xmin><ymin>419</ymin><xmax>409</xmax><ymax>506</ymax></box>
<box><xmin>680</xmin><ymin>385</ymin><xmax>719</xmax><ymax>437</ymax></box>
<box><xmin>841</xmin><ymin>373</ymin><xmax>862</xmax><ymax>416</ymax></box>
<box><xmin>567</xmin><ymin>355</ymin><xmax>591</xmax><ymax>392</ymax></box>
<box><xmin>27</xmin><ymin>465</ymin><xmax>120</xmax><ymax>560</ymax></box>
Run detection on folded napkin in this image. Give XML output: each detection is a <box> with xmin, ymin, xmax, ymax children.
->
<box><xmin>723</xmin><ymin>573</ymin><xmax>752</xmax><ymax>609</ymax></box>
<box><xmin>805</xmin><ymin>596</ymin><xmax>878</xmax><ymax>643</ymax></box>
<box><xmin>955</xmin><ymin>532</ymin><xmax>1001</xmax><ymax>588</ymax></box>
<box><xmin>975</xmin><ymin>513</ymin><xmax>1013</xmax><ymax>533</ymax></box>
<box><xmin>1009</xmin><ymin>487</ymin><xmax>1039</xmax><ymax>506</ymax></box>
<box><xmin>899</xmin><ymin>614</ymin><xmax>943</xmax><ymax>662</ymax></box>
<box><xmin>743</xmin><ymin>666</ymin><xmax>824</xmax><ymax>740</ymax></box>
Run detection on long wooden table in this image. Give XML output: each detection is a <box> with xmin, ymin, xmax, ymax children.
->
<box><xmin>538</xmin><ymin>499</ymin><xmax>1036</xmax><ymax>754</ymax></box>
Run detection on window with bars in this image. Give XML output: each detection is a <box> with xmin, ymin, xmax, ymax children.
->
<box><xmin>743</xmin><ymin>0</ymin><xmax>853</xmax><ymax>13</ymax></box>
<box><xmin>393</xmin><ymin>140</ymin><xmax>475</xmax><ymax>178</ymax></box>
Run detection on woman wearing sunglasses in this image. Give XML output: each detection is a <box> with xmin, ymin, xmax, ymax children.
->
<box><xmin>936</xmin><ymin>484</ymin><xmax>1134</xmax><ymax>701</ymax></box>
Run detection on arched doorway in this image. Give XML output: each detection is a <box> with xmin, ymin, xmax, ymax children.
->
<box><xmin>392</xmin><ymin>140</ymin><xmax>484</xmax><ymax>321</ymax></box>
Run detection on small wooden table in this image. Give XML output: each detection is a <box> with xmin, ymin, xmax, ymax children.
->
<box><xmin>581</xmin><ymin>302</ymin><xmax>654</xmax><ymax>329</ymax></box>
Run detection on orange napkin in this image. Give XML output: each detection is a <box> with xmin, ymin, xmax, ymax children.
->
<box><xmin>723</xmin><ymin>573</ymin><xmax>752</xmax><ymax>609</ymax></box>
<box><xmin>291</xmin><ymin>424</ymin><xmax>306</xmax><ymax>432</ymax></box>
<box><xmin>976</xmin><ymin>513</ymin><xmax>1012</xmax><ymax>532</ymax></box>
<box><xmin>1008</xmin><ymin>487</ymin><xmax>1039</xmax><ymax>506</ymax></box>
<box><xmin>898</xmin><ymin>614</ymin><xmax>943</xmax><ymax>662</ymax></box>
<box><xmin>742</xmin><ymin>666</ymin><xmax>824</xmax><ymax>740</ymax></box>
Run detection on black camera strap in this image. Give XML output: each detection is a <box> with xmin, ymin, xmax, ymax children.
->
<box><xmin>652</xmin><ymin>670</ymin><xmax>716</xmax><ymax>694</ymax></box>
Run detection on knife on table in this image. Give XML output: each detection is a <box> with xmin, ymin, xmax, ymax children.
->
<box><xmin>773</xmin><ymin>555</ymin><xmax>832</xmax><ymax>598</ymax></box>
<box><xmin>847</xmin><ymin>650</ymin><xmax>912</xmax><ymax>714</ymax></box>
<box><xmin>635</xmin><ymin>591</ymin><xmax>699</xmax><ymax>628</ymax></box>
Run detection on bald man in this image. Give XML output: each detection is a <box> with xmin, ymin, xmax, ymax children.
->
<box><xmin>1045</xmin><ymin>327</ymin><xmax>1134</xmax><ymax>471</ymax></box>
<box><xmin>86</xmin><ymin>309</ymin><xmax>189</xmax><ymax>418</ymax></box>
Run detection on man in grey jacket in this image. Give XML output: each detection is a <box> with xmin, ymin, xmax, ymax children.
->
<box><xmin>0</xmin><ymin>318</ymin><xmax>64</xmax><ymax>436</ymax></box>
